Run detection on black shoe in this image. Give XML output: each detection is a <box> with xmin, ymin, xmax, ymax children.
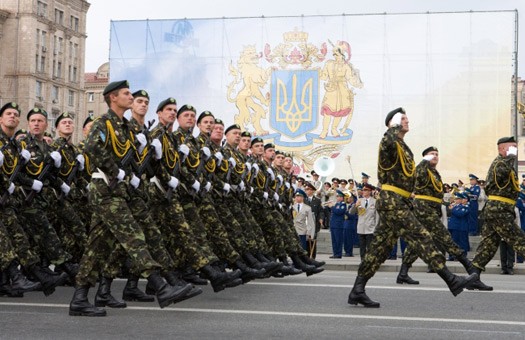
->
<box><xmin>343</xmin><ymin>254</ymin><xmax>354</xmax><ymax>257</ymax></box>
<box><xmin>94</xmin><ymin>277</ymin><xmax>127</xmax><ymax>308</ymax></box>
<box><xmin>69</xmin><ymin>285</ymin><xmax>107</xmax><ymax>317</ymax></box>
<box><xmin>164</xmin><ymin>271</ymin><xmax>203</xmax><ymax>303</ymax></box>
<box><xmin>147</xmin><ymin>272</ymin><xmax>192</xmax><ymax>308</ymax></box>
<box><xmin>29</xmin><ymin>264</ymin><xmax>69</xmax><ymax>296</ymax></box>
<box><xmin>182</xmin><ymin>268</ymin><xmax>208</xmax><ymax>285</ymax></box>
<box><xmin>348</xmin><ymin>276</ymin><xmax>380</xmax><ymax>308</ymax></box>
<box><xmin>122</xmin><ymin>276</ymin><xmax>155</xmax><ymax>302</ymax></box>
<box><xmin>6</xmin><ymin>261</ymin><xmax>42</xmax><ymax>295</ymax></box>
<box><xmin>396</xmin><ymin>264</ymin><xmax>420</xmax><ymax>285</ymax></box>
<box><xmin>329</xmin><ymin>255</ymin><xmax>341</xmax><ymax>259</ymax></box>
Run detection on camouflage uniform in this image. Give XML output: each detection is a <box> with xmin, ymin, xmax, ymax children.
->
<box><xmin>76</xmin><ymin>109</ymin><xmax>161</xmax><ymax>287</ymax></box>
<box><xmin>472</xmin><ymin>153</ymin><xmax>525</xmax><ymax>270</ymax></box>
<box><xmin>358</xmin><ymin>125</ymin><xmax>446</xmax><ymax>279</ymax></box>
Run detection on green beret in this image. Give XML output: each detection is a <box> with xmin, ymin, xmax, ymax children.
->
<box><xmin>177</xmin><ymin>104</ymin><xmax>196</xmax><ymax>118</ymax></box>
<box><xmin>197</xmin><ymin>110</ymin><xmax>214</xmax><ymax>124</ymax></box>
<box><xmin>264</xmin><ymin>143</ymin><xmax>275</xmax><ymax>150</ymax></box>
<box><xmin>0</xmin><ymin>102</ymin><xmax>20</xmax><ymax>116</ymax></box>
<box><xmin>241</xmin><ymin>131</ymin><xmax>251</xmax><ymax>138</ymax></box>
<box><xmin>27</xmin><ymin>108</ymin><xmax>48</xmax><ymax>120</ymax></box>
<box><xmin>103</xmin><ymin>80</ymin><xmax>129</xmax><ymax>96</ymax></box>
<box><xmin>83</xmin><ymin>113</ymin><xmax>94</xmax><ymax>128</ymax></box>
<box><xmin>385</xmin><ymin>107</ymin><xmax>405</xmax><ymax>127</ymax></box>
<box><xmin>251</xmin><ymin>137</ymin><xmax>264</xmax><ymax>147</ymax></box>
<box><xmin>421</xmin><ymin>146</ymin><xmax>438</xmax><ymax>157</ymax></box>
<box><xmin>14</xmin><ymin>129</ymin><xmax>27</xmax><ymax>138</ymax></box>
<box><xmin>132</xmin><ymin>89</ymin><xmax>149</xmax><ymax>99</ymax></box>
<box><xmin>214</xmin><ymin>118</ymin><xmax>224</xmax><ymax>126</ymax></box>
<box><xmin>225</xmin><ymin>124</ymin><xmax>241</xmax><ymax>135</ymax></box>
<box><xmin>497</xmin><ymin>136</ymin><xmax>516</xmax><ymax>145</ymax></box>
<box><xmin>55</xmin><ymin>112</ymin><xmax>74</xmax><ymax>128</ymax></box>
<box><xmin>157</xmin><ymin>97</ymin><xmax>177</xmax><ymax>112</ymax></box>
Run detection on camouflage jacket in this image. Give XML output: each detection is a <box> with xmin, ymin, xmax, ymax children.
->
<box><xmin>0</xmin><ymin>129</ymin><xmax>32</xmax><ymax>190</ymax></box>
<box><xmin>172</xmin><ymin>127</ymin><xmax>203</xmax><ymax>189</ymax></box>
<box><xmin>51</xmin><ymin>136</ymin><xmax>83</xmax><ymax>199</ymax></box>
<box><xmin>19</xmin><ymin>135</ymin><xmax>64</xmax><ymax>191</ymax></box>
<box><xmin>484</xmin><ymin>154</ymin><xmax>519</xmax><ymax>200</ymax></box>
<box><xmin>413</xmin><ymin>159</ymin><xmax>444</xmax><ymax>209</ymax></box>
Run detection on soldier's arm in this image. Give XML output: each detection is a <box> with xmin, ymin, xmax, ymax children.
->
<box><xmin>84</xmin><ymin>119</ymin><xmax>119</xmax><ymax>179</ymax></box>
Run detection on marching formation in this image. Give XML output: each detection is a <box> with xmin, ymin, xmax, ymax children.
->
<box><xmin>0</xmin><ymin>80</ymin><xmax>325</xmax><ymax>317</ymax></box>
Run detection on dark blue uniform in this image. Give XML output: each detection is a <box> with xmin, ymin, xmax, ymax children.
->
<box><xmin>448</xmin><ymin>203</ymin><xmax>470</xmax><ymax>255</ymax></box>
<box><xmin>468</xmin><ymin>184</ymin><xmax>480</xmax><ymax>235</ymax></box>
<box><xmin>343</xmin><ymin>202</ymin><xmax>358</xmax><ymax>256</ymax></box>
<box><xmin>330</xmin><ymin>201</ymin><xmax>346</xmax><ymax>258</ymax></box>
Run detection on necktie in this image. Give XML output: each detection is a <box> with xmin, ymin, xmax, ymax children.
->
<box><xmin>365</xmin><ymin>199</ymin><xmax>368</xmax><ymax>208</ymax></box>
<box><xmin>297</xmin><ymin>204</ymin><xmax>301</xmax><ymax>212</ymax></box>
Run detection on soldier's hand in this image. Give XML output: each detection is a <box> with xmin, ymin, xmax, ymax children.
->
<box><xmin>223</xmin><ymin>183</ymin><xmax>231</xmax><ymax>194</ymax></box>
<box><xmin>76</xmin><ymin>154</ymin><xmax>85</xmax><ymax>170</ymax></box>
<box><xmin>117</xmin><ymin>169</ymin><xmax>126</xmax><ymax>182</ymax></box>
<box><xmin>7</xmin><ymin>182</ymin><xmax>15</xmax><ymax>195</ymax></box>
<box><xmin>285</xmin><ymin>182</ymin><xmax>290</xmax><ymax>189</ymax></box>
<box><xmin>263</xmin><ymin>192</ymin><xmax>269</xmax><ymax>200</ymax></box>
<box><xmin>50</xmin><ymin>151</ymin><xmax>62</xmax><ymax>168</ymax></box>
<box><xmin>245</xmin><ymin>162</ymin><xmax>252</xmax><ymax>172</ymax></box>
<box><xmin>168</xmin><ymin>176</ymin><xmax>179</xmax><ymax>189</ymax></box>
<box><xmin>0</xmin><ymin>151</ymin><xmax>4</xmax><ymax>167</ymax></box>
<box><xmin>507</xmin><ymin>146</ymin><xmax>518</xmax><ymax>157</ymax></box>
<box><xmin>273</xmin><ymin>192</ymin><xmax>279</xmax><ymax>202</ymax></box>
<box><xmin>204</xmin><ymin>181</ymin><xmax>212</xmax><ymax>192</ymax></box>
<box><xmin>192</xmin><ymin>180</ymin><xmax>200</xmax><ymax>192</ymax></box>
<box><xmin>228</xmin><ymin>157</ymin><xmax>236</xmax><ymax>168</ymax></box>
<box><xmin>252</xmin><ymin>163</ymin><xmax>259</xmax><ymax>174</ymax></box>
<box><xmin>60</xmin><ymin>182</ymin><xmax>71</xmax><ymax>196</ymax></box>
<box><xmin>201</xmin><ymin>147</ymin><xmax>211</xmax><ymax>160</ymax></box>
<box><xmin>135</xmin><ymin>133</ymin><xmax>147</xmax><ymax>153</ymax></box>
<box><xmin>239</xmin><ymin>181</ymin><xmax>245</xmax><ymax>191</ymax></box>
<box><xmin>277</xmin><ymin>174</ymin><xmax>283</xmax><ymax>185</ymax></box>
<box><xmin>20</xmin><ymin>149</ymin><xmax>31</xmax><ymax>164</ymax></box>
<box><xmin>179</xmin><ymin>144</ymin><xmax>190</xmax><ymax>156</ymax></box>
<box><xmin>267</xmin><ymin>168</ymin><xmax>275</xmax><ymax>180</ymax></box>
<box><xmin>151</xmin><ymin>139</ymin><xmax>162</xmax><ymax>160</ymax></box>
<box><xmin>214</xmin><ymin>152</ymin><xmax>223</xmax><ymax>163</ymax></box>
<box><xmin>130</xmin><ymin>174</ymin><xmax>140</xmax><ymax>189</ymax></box>
<box><xmin>31</xmin><ymin>180</ymin><xmax>43</xmax><ymax>192</ymax></box>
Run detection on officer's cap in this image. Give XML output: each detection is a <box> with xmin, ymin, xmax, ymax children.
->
<box><xmin>225</xmin><ymin>124</ymin><xmax>241</xmax><ymax>135</ymax></box>
<box><xmin>177</xmin><ymin>104</ymin><xmax>196</xmax><ymax>118</ymax></box>
<box><xmin>27</xmin><ymin>108</ymin><xmax>48</xmax><ymax>120</ymax></box>
<box><xmin>336</xmin><ymin>190</ymin><xmax>344</xmax><ymax>197</ymax></box>
<box><xmin>197</xmin><ymin>110</ymin><xmax>214</xmax><ymax>124</ymax></box>
<box><xmin>103</xmin><ymin>80</ymin><xmax>129</xmax><ymax>96</ymax></box>
<box><xmin>363</xmin><ymin>183</ymin><xmax>375</xmax><ymax>191</ymax></box>
<box><xmin>304</xmin><ymin>182</ymin><xmax>316</xmax><ymax>190</ymax></box>
<box><xmin>361</xmin><ymin>172</ymin><xmax>370</xmax><ymax>179</ymax></box>
<box><xmin>497</xmin><ymin>136</ymin><xmax>516</xmax><ymax>145</ymax></box>
<box><xmin>384</xmin><ymin>107</ymin><xmax>406</xmax><ymax>127</ymax></box>
<box><xmin>422</xmin><ymin>146</ymin><xmax>438</xmax><ymax>157</ymax></box>
<box><xmin>157</xmin><ymin>97</ymin><xmax>177</xmax><ymax>113</ymax></box>
<box><xmin>132</xmin><ymin>89</ymin><xmax>149</xmax><ymax>99</ymax></box>
<box><xmin>310</xmin><ymin>170</ymin><xmax>318</xmax><ymax>176</ymax></box>
<box><xmin>295</xmin><ymin>189</ymin><xmax>307</xmax><ymax>197</ymax></box>
<box><xmin>332</xmin><ymin>177</ymin><xmax>339</xmax><ymax>183</ymax></box>
<box><xmin>55</xmin><ymin>112</ymin><xmax>73</xmax><ymax>128</ymax></box>
<box><xmin>0</xmin><ymin>102</ymin><xmax>20</xmax><ymax>116</ymax></box>
<box><xmin>469</xmin><ymin>174</ymin><xmax>479</xmax><ymax>181</ymax></box>
<box><xmin>340</xmin><ymin>179</ymin><xmax>348</xmax><ymax>185</ymax></box>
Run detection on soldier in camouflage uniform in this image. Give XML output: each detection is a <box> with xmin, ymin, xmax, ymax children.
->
<box><xmin>69</xmin><ymin>81</ymin><xmax>192</xmax><ymax>317</ymax></box>
<box><xmin>396</xmin><ymin>146</ymin><xmax>492</xmax><ymax>291</ymax></box>
<box><xmin>470</xmin><ymin>136</ymin><xmax>525</xmax><ymax>289</ymax></box>
<box><xmin>347</xmin><ymin>107</ymin><xmax>478</xmax><ymax>308</ymax></box>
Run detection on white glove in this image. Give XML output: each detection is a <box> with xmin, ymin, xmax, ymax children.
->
<box><xmin>507</xmin><ymin>146</ymin><xmax>518</xmax><ymax>156</ymax></box>
<box><xmin>0</xmin><ymin>151</ymin><xmax>4</xmax><ymax>167</ymax></box>
<box><xmin>76</xmin><ymin>154</ymin><xmax>85</xmax><ymax>171</ymax></box>
<box><xmin>285</xmin><ymin>182</ymin><xmax>290</xmax><ymax>189</ymax></box>
<box><xmin>278</xmin><ymin>203</ymin><xmax>283</xmax><ymax>210</ymax></box>
<box><xmin>214</xmin><ymin>152</ymin><xmax>223</xmax><ymax>163</ymax></box>
<box><xmin>267</xmin><ymin>168</ymin><xmax>275</xmax><ymax>180</ymax></box>
<box><xmin>423</xmin><ymin>154</ymin><xmax>435</xmax><ymax>162</ymax></box>
<box><xmin>250</xmin><ymin>187</ymin><xmax>254</xmax><ymax>194</ymax></box>
<box><xmin>8</xmin><ymin>182</ymin><xmax>15</xmax><ymax>195</ymax></box>
<box><xmin>204</xmin><ymin>181</ymin><xmax>212</xmax><ymax>192</ymax></box>
<box><xmin>201</xmin><ymin>147</ymin><xmax>211</xmax><ymax>160</ymax></box>
<box><xmin>20</xmin><ymin>149</ymin><xmax>31</xmax><ymax>163</ymax></box>
<box><xmin>245</xmin><ymin>162</ymin><xmax>252</xmax><ymax>172</ymax></box>
<box><xmin>50</xmin><ymin>151</ymin><xmax>62</xmax><ymax>168</ymax></box>
<box><xmin>223</xmin><ymin>183</ymin><xmax>231</xmax><ymax>194</ymax></box>
<box><xmin>60</xmin><ymin>182</ymin><xmax>70</xmax><ymax>195</ymax></box>
<box><xmin>263</xmin><ymin>192</ymin><xmax>269</xmax><ymax>200</ymax></box>
<box><xmin>228</xmin><ymin>157</ymin><xmax>236</xmax><ymax>168</ymax></box>
<box><xmin>117</xmin><ymin>169</ymin><xmax>126</xmax><ymax>182</ymax></box>
<box><xmin>292</xmin><ymin>183</ymin><xmax>297</xmax><ymax>190</ymax></box>
<box><xmin>252</xmin><ymin>163</ymin><xmax>259</xmax><ymax>174</ymax></box>
<box><xmin>389</xmin><ymin>112</ymin><xmax>403</xmax><ymax>127</ymax></box>
<box><xmin>31</xmin><ymin>179</ymin><xmax>43</xmax><ymax>192</ymax></box>
<box><xmin>192</xmin><ymin>180</ymin><xmax>200</xmax><ymax>192</ymax></box>
<box><xmin>273</xmin><ymin>192</ymin><xmax>279</xmax><ymax>202</ymax></box>
<box><xmin>239</xmin><ymin>181</ymin><xmax>245</xmax><ymax>191</ymax></box>
<box><xmin>277</xmin><ymin>174</ymin><xmax>283</xmax><ymax>185</ymax></box>
<box><xmin>179</xmin><ymin>144</ymin><xmax>190</xmax><ymax>156</ymax></box>
<box><xmin>168</xmin><ymin>176</ymin><xmax>179</xmax><ymax>189</ymax></box>
<box><xmin>135</xmin><ymin>133</ymin><xmax>147</xmax><ymax>153</ymax></box>
<box><xmin>151</xmin><ymin>139</ymin><xmax>162</xmax><ymax>160</ymax></box>
<box><xmin>130</xmin><ymin>174</ymin><xmax>140</xmax><ymax>189</ymax></box>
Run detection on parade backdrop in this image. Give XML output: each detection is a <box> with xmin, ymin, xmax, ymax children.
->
<box><xmin>109</xmin><ymin>11</ymin><xmax>517</xmax><ymax>184</ymax></box>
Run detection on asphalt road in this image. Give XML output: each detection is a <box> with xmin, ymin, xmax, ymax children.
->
<box><xmin>1</xmin><ymin>270</ymin><xmax>524</xmax><ymax>340</ymax></box>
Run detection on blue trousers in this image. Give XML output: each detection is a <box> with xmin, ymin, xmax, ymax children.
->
<box><xmin>298</xmin><ymin>235</ymin><xmax>308</xmax><ymax>251</ymax></box>
<box><xmin>331</xmin><ymin>228</ymin><xmax>344</xmax><ymax>257</ymax></box>
<box><xmin>343</xmin><ymin>225</ymin><xmax>356</xmax><ymax>256</ymax></box>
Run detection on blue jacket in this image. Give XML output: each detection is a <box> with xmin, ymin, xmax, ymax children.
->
<box><xmin>344</xmin><ymin>202</ymin><xmax>358</xmax><ymax>229</ymax></box>
<box><xmin>517</xmin><ymin>198</ymin><xmax>525</xmax><ymax>231</ymax></box>
<box><xmin>448</xmin><ymin>204</ymin><xmax>469</xmax><ymax>231</ymax></box>
<box><xmin>330</xmin><ymin>202</ymin><xmax>346</xmax><ymax>229</ymax></box>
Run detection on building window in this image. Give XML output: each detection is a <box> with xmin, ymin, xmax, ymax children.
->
<box><xmin>73</xmin><ymin>67</ymin><xmax>77</xmax><ymax>82</ymax></box>
<box><xmin>54</xmin><ymin>9</ymin><xmax>64</xmax><ymax>25</ymax></box>
<box><xmin>68</xmin><ymin>90</ymin><xmax>74</xmax><ymax>106</ymax></box>
<box><xmin>41</xmin><ymin>31</ymin><xmax>47</xmax><ymax>49</ymax></box>
<box><xmin>35</xmin><ymin>54</ymin><xmax>39</xmax><ymax>72</ymax></box>
<box><xmin>87</xmin><ymin>92</ymin><xmax>94</xmax><ymax>102</ymax></box>
<box><xmin>57</xmin><ymin>61</ymin><xmax>62</xmax><ymax>78</ymax></box>
<box><xmin>36</xmin><ymin>29</ymin><xmax>40</xmax><ymax>47</ymax></box>
<box><xmin>37</xmin><ymin>1</ymin><xmax>47</xmax><ymax>17</ymax></box>
<box><xmin>40</xmin><ymin>55</ymin><xmax>46</xmax><ymax>73</ymax></box>
<box><xmin>70</xmin><ymin>16</ymin><xmax>79</xmax><ymax>32</ymax></box>
<box><xmin>52</xmin><ymin>86</ymin><xmax>59</xmax><ymax>103</ymax></box>
<box><xmin>36</xmin><ymin>81</ymin><xmax>43</xmax><ymax>99</ymax></box>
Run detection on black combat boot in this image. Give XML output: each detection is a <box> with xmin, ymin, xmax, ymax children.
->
<box><xmin>235</xmin><ymin>260</ymin><xmax>266</xmax><ymax>283</ymax></box>
<box><xmin>6</xmin><ymin>261</ymin><xmax>41</xmax><ymax>294</ymax></box>
<box><xmin>290</xmin><ymin>254</ymin><xmax>324</xmax><ymax>276</ymax></box>
<box><xmin>396</xmin><ymin>263</ymin><xmax>419</xmax><ymax>285</ymax></box>
<box><xmin>122</xmin><ymin>275</ymin><xmax>155</xmax><ymax>302</ymax></box>
<box><xmin>94</xmin><ymin>277</ymin><xmax>127</xmax><ymax>308</ymax></box>
<box><xmin>278</xmin><ymin>256</ymin><xmax>303</xmax><ymax>276</ymax></box>
<box><xmin>56</xmin><ymin>261</ymin><xmax>79</xmax><ymax>281</ymax></box>
<box><xmin>254</xmin><ymin>252</ymin><xmax>284</xmax><ymax>271</ymax></box>
<box><xmin>244</xmin><ymin>252</ymin><xmax>281</xmax><ymax>276</ymax></box>
<box><xmin>200</xmin><ymin>264</ymin><xmax>242</xmax><ymax>293</ymax></box>
<box><xmin>436</xmin><ymin>267</ymin><xmax>479</xmax><ymax>296</ymax></box>
<box><xmin>299</xmin><ymin>254</ymin><xmax>326</xmax><ymax>268</ymax></box>
<box><xmin>182</xmin><ymin>267</ymin><xmax>208</xmax><ymax>285</ymax></box>
<box><xmin>163</xmin><ymin>271</ymin><xmax>203</xmax><ymax>302</ymax></box>
<box><xmin>348</xmin><ymin>276</ymin><xmax>380</xmax><ymax>308</ymax></box>
<box><xmin>69</xmin><ymin>285</ymin><xmax>107</xmax><ymax>316</ymax></box>
<box><xmin>464</xmin><ymin>267</ymin><xmax>493</xmax><ymax>291</ymax></box>
<box><xmin>29</xmin><ymin>264</ymin><xmax>69</xmax><ymax>296</ymax></box>
<box><xmin>0</xmin><ymin>270</ymin><xmax>23</xmax><ymax>297</ymax></box>
<box><xmin>147</xmin><ymin>271</ymin><xmax>192</xmax><ymax>308</ymax></box>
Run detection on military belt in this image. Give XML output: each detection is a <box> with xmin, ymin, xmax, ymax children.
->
<box><xmin>414</xmin><ymin>195</ymin><xmax>442</xmax><ymax>204</ymax></box>
<box><xmin>488</xmin><ymin>195</ymin><xmax>516</xmax><ymax>205</ymax></box>
<box><xmin>381</xmin><ymin>184</ymin><xmax>411</xmax><ymax>198</ymax></box>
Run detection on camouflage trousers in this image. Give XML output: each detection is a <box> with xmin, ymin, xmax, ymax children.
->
<box><xmin>241</xmin><ymin>199</ymin><xmax>272</xmax><ymax>254</ymax></box>
<box><xmin>1</xmin><ymin>205</ymin><xmax>40</xmax><ymax>268</ymax></box>
<box><xmin>403</xmin><ymin>202</ymin><xmax>464</xmax><ymax>266</ymax></box>
<box><xmin>76</xmin><ymin>180</ymin><xmax>161</xmax><ymax>287</ymax></box>
<box><xmin>358</xmin><ymin>208</ymin><xmax>446</xmax><ymax>279</ymax></box>
<box><xmin>148</xmin><ymin>184</ymin><xmax>216</xmax><ymax>271</ymax></box>
<box><xmin>213</xmin><ymin>193</ymin><xmax>251</xmax><ymax>254</ymax></box>
<box><xmin>0</xmin><ymin>220</ymin><xmax>16</xmax><ymax>271</ymax></box>
<box><xmin>472</xmin><ymin>201</ymin><xmax>525</xmax><ymax>271</ymax></box>
<box><xmin>269</xmin><ymin>207</ymin><xmax>307</xmax><ymax>256</ymax></box>
<box><xmin>249</xmin><ymin>200</ymin><xmax>287</xmax><ymax>258</ymax></box>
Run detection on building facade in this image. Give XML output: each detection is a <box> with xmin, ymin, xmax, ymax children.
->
<box><xmin>0</xmin><ymin>0</ymin><xmax>90</xmax><ymax>143</ymax></box>
<box><xmin>83</xmin><ymin>62</ymin><xmax>108</xmax><ymax>134</ymax></box>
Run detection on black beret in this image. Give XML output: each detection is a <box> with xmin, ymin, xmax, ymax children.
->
<box><xmin>0</xmin><ymin>102</ymin><xmax>20</xmax><ymax>116</ymax></box>
<box><xmin>275</xmin><ymin>150</ymin><xmax>284</xmax><ymax>155</ymax></box>
<box><xmin>103</xmin><ymin>80</ymin><xmax>129</xmax><ymax>96</ymax></box>
<box><xmin>132</xmin><ymin>89</ymin><xmax>149</xmax><ymax>99</ymax></box>
<box><xmin>421</xmin><ymin>146</ymin><xmax>438</xmax><ymax>157</ymax></box>
<box><xmin>251</xmin><ymin>137</ymin><xmax>264</xmax><ymax>147</ymax></box>
<box><xmin>83</xmin><ymin>113</ymin><xmax>94</xmax><ymax>128</ymax></box>
<box><xmin>177</xmin><ymin>104</ymin><xmax>196</xmax><ymax>118</ymax></box>
<box><xmin>214</xmin><ymin>118</ymin><xmax>224</xmax><ymax>126</ymax></box>
<box><xmin>225</xmin><ymin>124</ymin><xmax>241</xmax><ymax>135</ymax></box>
<box><xmin>197</xmin><ymin>110</ymin><xmax>214</xmax><ymax>124</ymax></box>
<box><xmin>14</xmin><ymin>129</ymin><xmax>27</xmax><ymax>138</ymax></box>
<box><xmin>264</xmin><ymin>143</ymin><xmax>275</xmax><ymax>150</ymax></box>
<box><xmin>55</xmin><ymin>112</ymin><xmax>74</xmax><ymax>128</ymax></box>
<box><xmin>241</xmin><ymin>131</ymin><xmax>252</xmax><ymax>138</ymax></box>
<box><xmin>385</xmin><ymin>107</ymin><xmax>406</xmax><ymax>127</ymax></box>
<box><xmin>497</xmin><ymin>136</ymin><xmax>516</xmax><ymax>145</ymax></box>
<box><xmin>27</xmin><ymin>107</ymin><xmax>48</xmax><ymax>120</ymax></box>
<box><xmin>157</xmin><ymin>97</ymin><xmax>177</xmax><ymax>112</ymax></box>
